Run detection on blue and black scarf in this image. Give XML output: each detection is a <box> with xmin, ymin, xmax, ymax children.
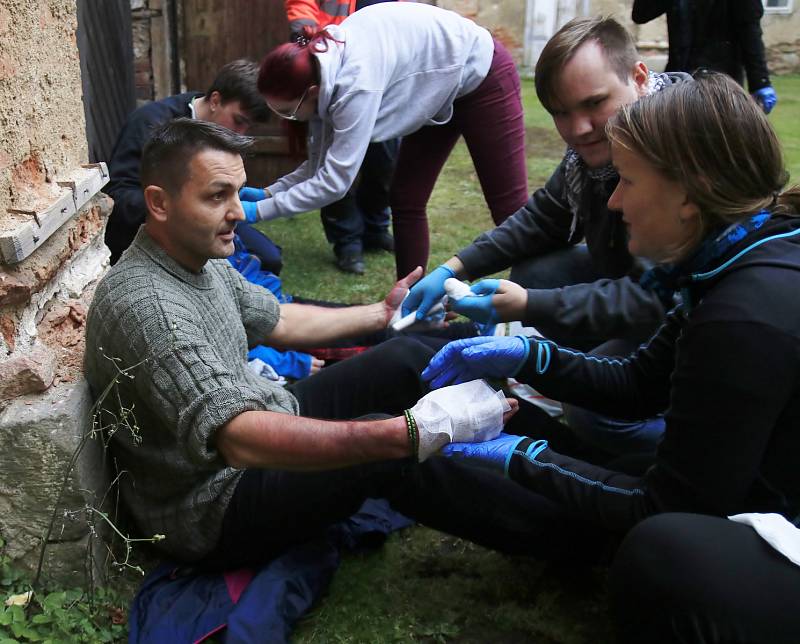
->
<box><xmin>640</xmin><ymin>210</ymin><xmax>771</xmax><ymax>309</ymax></box>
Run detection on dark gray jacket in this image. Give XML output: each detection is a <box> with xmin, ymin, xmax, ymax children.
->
<box><xmin>456</xmin><ymin>73</ymin><xmax>689</xmax><ymax>344</ymax></box>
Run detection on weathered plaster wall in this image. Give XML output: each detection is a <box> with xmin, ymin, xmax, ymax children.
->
<box><xmin>0</xmin><ymin>0</ymin><xmax>88</xmax><ymax>216</ymax></box>
<box><xmin>438</xmin><ymin>0</ymin><xmax>527</xmax><ymax>64</ymax></box>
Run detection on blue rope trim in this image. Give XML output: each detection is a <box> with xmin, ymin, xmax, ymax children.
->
<box><xmin>512</xmin><ymin>335</ymin><xmax>531</xmax><ymax>376</ymax></box>
<box><xmin>505</xmin><ymin>439</ymin><xmax>548</xmax><ymax>477</ymax></box>
<box><xmin>518</xmin><ymin>456</ymin><xmax>646</xmax><ymax>497</ymax></box>
<box><xmin>535</xmin><ymin>341</ymin><xmax>551</xmax><ymax>374</ymax></box>
<box><xmin>557</xmin><ymin>346</ymin><xmax>630</xmax><ymax>367</ymax></box>
<box><xmin>691</xmin><ymin>228</ymin><xmax>800</xmax><ymax>282</ymax></box>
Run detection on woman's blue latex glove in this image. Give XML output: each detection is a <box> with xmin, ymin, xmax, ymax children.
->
<box><xmin>752</xmin><ymin>86</ymin><xmax>778</xmax><ymax>114</ymax></box>
<box><xmin>440</xmin><ymin>434</ymin><xmax>548</xmax><ymax>475</ymax></box>
<box><xmin>239</xmin><ymin>187</ymin><xmax>270</xmax><ymax>223</ymax></box>
<box><xmin>401</xmin><ymin>264</ymin><xmax>455</xmax><ymax>319</ymax></box>
<box><xmin>240</xmin><ymin>200</ymin><xmax>259</xmax><ymax>223</ymax></box>
<box><xmin>422</xmin><ymin>335</ymin><xmax>530</xmax><ymax>389</ymax></box>
<box><xmin>239</xmin><ymin>186</ymin><xmax>267</xmax><ymax>202</ymax></box>
<box><xmin>449</xmin><ymin>279</ymin><xmax>500</xmax><ymax>325</ymax></box>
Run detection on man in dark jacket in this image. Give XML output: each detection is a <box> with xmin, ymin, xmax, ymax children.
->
<box><xmin>104</xmin><ymin>59</ymin><xmax>273</xmax><ymax>266</ymax></box>
<box><xmin>404</xmin><ymin>16</ymin><xmax>688</xmax><ymax>352</ymax></box>
<box><xmin>632</xmin><ymin>0</ymin><xmax>777</xmax><ymax>113</ymax></box>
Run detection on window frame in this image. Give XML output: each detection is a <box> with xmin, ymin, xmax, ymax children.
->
<box><xmin>763</xmin><ymin>0</ymin><xmax>793</xmax><ymax>14</ymax></box>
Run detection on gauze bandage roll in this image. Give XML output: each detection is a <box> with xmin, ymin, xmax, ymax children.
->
<box><xmin>410</xmin><ymin>379</ymin><xmax>510</xmax><ymax>461</ymax></box>
<box><xmin>443</xmin><ymin>277</ymin><xmax>472</xmax><ymax>301</ymax></box>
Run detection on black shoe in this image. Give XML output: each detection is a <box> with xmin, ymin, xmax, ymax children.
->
<box><xmin>336</xmin><ymin>252</ymin><xmax>365</xmax><ymax>275</ymax></box>
<box><xmin>363</xmin><ymin>231</ymin><xmax>395</xmax><ymax>253</ymax></box>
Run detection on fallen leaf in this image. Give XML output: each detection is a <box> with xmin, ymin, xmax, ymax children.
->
<box><xmin>5</xmin><ymin>590</ymin><xmax>32</xmax><ymax>607</ymax></box>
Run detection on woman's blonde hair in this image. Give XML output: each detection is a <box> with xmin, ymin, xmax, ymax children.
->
<box><xmin>607</xmin><ymin>72</ymin><xmax>800</xmax><ymax>248</ymax></box>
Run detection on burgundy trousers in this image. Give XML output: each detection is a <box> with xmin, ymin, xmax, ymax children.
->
<box><xmin>390</xmin><ymin>40</ymin><xmax>529</xmax><ymax>278</ymax></box>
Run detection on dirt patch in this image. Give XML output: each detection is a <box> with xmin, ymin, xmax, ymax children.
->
<box><xmin>526</xmin><ymin>125</ymin><xmax>565</xmax><ymax>159</ymax></box>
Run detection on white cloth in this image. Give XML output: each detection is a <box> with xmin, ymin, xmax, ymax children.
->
<box><xmin>729</xmin><ymin>513</ymin><xmax>800</xmax><ymax>567</ymax></box>
<box><xmin>260</xmin><ymin>3</ymin><xmax>494</xmax><ymax>221</ymax></box>
<box><xmin>411</xmin><ymin>379</ymin><xmax>509</xmax><ymax>461</ymax></box>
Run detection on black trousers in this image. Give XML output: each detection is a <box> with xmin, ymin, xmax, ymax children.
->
<box><xmin>205</xmin><ymin>337</ymin><xmax>602</xmax><ymax>569</ymax></box>
<box><xmin>611</xmin><ymin>513</ymin><xmax>800</xmax><ymax>644</ymax></box>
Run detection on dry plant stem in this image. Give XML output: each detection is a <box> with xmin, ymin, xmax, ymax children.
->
<box><xmin>30</xmin><ymin>352</ymin><xmax>150</xmax><ymax>606</ymax></box>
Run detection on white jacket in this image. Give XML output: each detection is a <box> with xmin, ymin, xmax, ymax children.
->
<box><xmin>258</xmin><ymin>2</ymin><xmax>493</xmax><ymax>221</ymax></box>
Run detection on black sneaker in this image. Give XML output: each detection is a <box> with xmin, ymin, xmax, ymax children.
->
<box><xmin>335</xmin><ymin>252</ymin><xmax>365</xmax><ymax>275</ymax></box>
<box><xmin>364</xmin><ymin>231</ymin><xmax>395</xmax><ymax>253</ymax></box>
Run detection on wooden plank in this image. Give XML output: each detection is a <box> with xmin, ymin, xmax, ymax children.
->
<box><xmin>1</xmin><ymin>165</ymin><xmax>109</xmax><ymax>265</ymax></box>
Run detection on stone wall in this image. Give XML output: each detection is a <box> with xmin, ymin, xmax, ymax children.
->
<box><xmin>0</xmin><ymin>0</ymin><xmax>88</xmax><ymax>216</ymax></box>
<box><xmin>0</xmin><ymin>0</ymin><xmax>112</xmax><ymax>585</ymax></box>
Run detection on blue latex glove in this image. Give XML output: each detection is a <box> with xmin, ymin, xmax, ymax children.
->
<box><xmin>401</xmin><ymin>264</ymin><xmax>455</xmax><ymax>319</ymax></box>
<box><xmin>440</xmin><ymin>434</ymin><xmax>548</xmax><ymax>476</ymax></box>
<box><xmin>239</xmin><ymin>186</ymin><xmax>267</xmax><ymax>202</ymax></box>
<box><xmin>450</xmin><ymin>279</ymin><xmax>500</xmax><ymax>325</ymax></box>
<box><xmin>753</xmin><ymin>86</ymin><xmax>777</xmax><ymax>114</ymax></box>
<box><xmin>241</xmin><ymin>200</ymin><xmax>259</xmax><ymax>223</ymax></box>
<box><xmin>422</xmin><ymin>335</ymin><xmax>531</xmax><ymax>389</ymax></box>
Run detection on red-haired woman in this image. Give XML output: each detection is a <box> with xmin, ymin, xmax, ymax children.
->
<box><xmin>245</xmin><ymin>2</ymin><xmax>528</xmax><ymax>278</ymax></box>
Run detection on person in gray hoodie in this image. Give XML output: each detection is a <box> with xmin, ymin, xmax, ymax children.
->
<box><xmin>243</xmin><ymin>2</ymin><xmax>529</xmax><ymax>279</ymax></box>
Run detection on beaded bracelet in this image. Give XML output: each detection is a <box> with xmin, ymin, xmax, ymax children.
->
<box><xmin>403</xmin><ymin>409</ymin><xmax>419</xmax><ymax>461</ymax></box>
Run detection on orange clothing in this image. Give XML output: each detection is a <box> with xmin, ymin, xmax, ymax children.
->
<box><xmin>285</xmin><ymin>0</ymin><xmax>358</xmax><ymax>32</ymax></box>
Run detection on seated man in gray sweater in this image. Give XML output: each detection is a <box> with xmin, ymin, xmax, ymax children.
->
<box><xmin>84</xmin><ymin>118</ymin><xmax>566</xmax><ymax>569</ymax></box>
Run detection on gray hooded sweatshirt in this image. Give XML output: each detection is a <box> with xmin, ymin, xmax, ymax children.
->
<box><xmin>258</xmin><ymin>2</ymin><xmax>493</xmax><ymax>221</ymax></box>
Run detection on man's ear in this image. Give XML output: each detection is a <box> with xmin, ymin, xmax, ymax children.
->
<box><xmin>208</xmin><ymin>90</ymin><xmax>223</xmax><ymax>111</ymax></box>
<box><xmin>632</xmin><ymin>61</ymin><xmax>649</xmax><ymax>96</ymax></box>
<box><xmin>144</xmin><ymin>185</ymin><xmax>170</xmax><ymax>223</ymax></box>
<box><xmin>307</xmin><ymin>85</ymin><xmax>320</xmax><ymax>100</ymax></box>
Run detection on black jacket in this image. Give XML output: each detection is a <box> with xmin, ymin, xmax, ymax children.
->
<box><xmin>632</xmin><ymin>0</ymin><xmax>770</xmax><ymax>91</ymax></box>
<box><xmin>508</xmin><ymin>215</ymin><xmax>800</xmax><ymax>532</ymax></box>
<box><xmin>103</xmin><ymin>92</ymin><xmax>203</xmax><ymax>263</ymax></box>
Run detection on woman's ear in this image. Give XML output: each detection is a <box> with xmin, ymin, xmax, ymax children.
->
<box><xmin>308</xmin><ymin>85</ymin><xmax>321</xmax><ymax>100</ymax></box>
<box><xmin>678</xmin><ymin>195</ymin><xmax>701</xmax><ymax>225</ymax></box>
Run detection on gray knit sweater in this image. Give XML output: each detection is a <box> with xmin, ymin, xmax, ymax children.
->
<box><xmin>84</xmin><ymin>229</ymin><xmax>298</xmax><ymax>561</ymax></box>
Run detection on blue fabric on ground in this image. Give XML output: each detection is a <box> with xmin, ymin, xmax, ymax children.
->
<box><xmin>128</xmin><ymin>499</ymin><xmax>413</xmax><ymax>644</ymax></box>
<box><xmin>228</xmin><ymin>234</ymin><xmax>318</xmax><ymax>381</ymax></box>
<box><xmin>248</xmin><ymin>345</ymin><xmax>313</xmax><ymax>381</ymax></box>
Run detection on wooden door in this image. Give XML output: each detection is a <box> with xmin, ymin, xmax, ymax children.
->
<box><xmin>180</xmin><ymin>0</ymin><xmax>298</xmax><ymax>185</ymax></box>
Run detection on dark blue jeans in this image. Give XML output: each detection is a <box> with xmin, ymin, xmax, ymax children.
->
<box><xmin>321</xmin><ymin>139</ymin><xmax>399</xmax><ymax>256</ymax></box>
<box><xmin>235</xmin><ymin>221</ymin><xmax>283</xmax><ymax>276</ymax></box>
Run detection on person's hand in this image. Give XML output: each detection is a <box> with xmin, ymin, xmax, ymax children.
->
<box><xmin>422</xmin><ymin>335</ymin><xmax>531</xmax><ymax>389</ymax></box>
<box><xmin>753</xmin><ymin>86</ymin><xmax>778</xmax><ymax>114</ymax></box>
<box><xmin>239</xmin><ymin>187</ymin><xmax>271</xmax><ymax>223</ymax></box>
<box><xmin>401</xmin><ymin>264</ymin><xmax>455</xmax><ymax>319</ymax></box>
<box><xmin>383</xmin><ymin>266</ymin><xmax>424</xmax><ymax>325</ymax></box>
<box><xmin>440</xmin><ymin>433</ymin><xmax>547</xmax><ymax>475</ymax></box>
<box><xmin>449</xmin><ymin>279</ymin><xmax>528</xmax><ymax>325</ymax></box>
<box><xmin>239</xmin><ymin>186</ymin><xmax>268</xmax><ymax>202</ymax></box>
<box><xmin>409</xmin><ymin>380</ymin><xmax>514</xmax><ymax>461</ymax></box>
<box><xmin>308</xmin><ymin>357</ymin><xmax>325</xmax><ymax>375</ymax></box>
<box><xmin>240</xmin><ymin>200</ymin><xmax>259</xmax><ymax>223</ymax></box>
<box><xmin>449</xmin><ymin>279</ymin><xmax>499</xmax><ymax>324</ymax></box>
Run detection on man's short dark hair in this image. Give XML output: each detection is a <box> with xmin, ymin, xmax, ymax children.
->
<box><xmin>535</xmin><ymin>16</ymin><xmax>640</xmax><ymax>113</ymax></box>
<box><xmin>141</xmin><ymin>118</ymin><xmax>253</xmax><ymax>195</ymax></box>
<box><xmin>205</xmin><ymin>59</ymin><xmax>269</xmax><ymax>122</ymax></box>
